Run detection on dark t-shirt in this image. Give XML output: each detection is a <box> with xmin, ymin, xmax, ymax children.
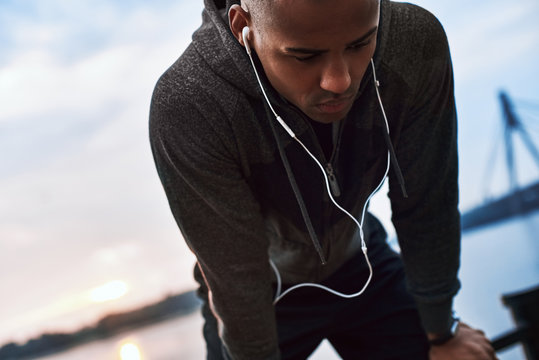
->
<box><xmin>309</xmin><ymin>120</ymin><xmax>333</xmax><ymax>160</ymax></box>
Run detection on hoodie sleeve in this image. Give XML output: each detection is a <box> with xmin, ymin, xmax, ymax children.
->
<box><xmin>149</xmin><ymin>81</ymin><xmax>281</xmax><ymax>360</ymax></box>
<box><xmin>388</xmin><ymin>7</ymin><xmax>461</xmax><ymax>335</ymax></box>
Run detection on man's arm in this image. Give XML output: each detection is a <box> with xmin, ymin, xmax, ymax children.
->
<box><xmin>149</xmin><ymin>83</ymin><xmax>280</xmax><ymax>360</ymax></box>
<box><xmin>388</xmin><ymin>8</ymin><xmax>460</xmax><ymax>337</ymax></box>
<box><xmin>387</xmin><ymin>6</ymin><xmax>496</xmax><ymax>359</ymax></box>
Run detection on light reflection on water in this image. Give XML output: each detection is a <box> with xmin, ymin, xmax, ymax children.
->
<box><xmin>36</xmin><ymin>311</ymin><xmax>206</xmax><ymax>360</ymax></box>
<box><xmin>119</xmin><ymin>342</ymin><xmax>142</xmax><ymax>360</ymax></box>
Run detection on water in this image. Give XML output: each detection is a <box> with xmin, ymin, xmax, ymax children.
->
<box><xmin>35</xmin><ymin>311</ymin><xmax>339</xmax><ymax>360</ymax></box>
<box><xmin>37</xmin><ymin>212</ymin><xmax>539</xmax><ymax>360</ymax></box>
<box><xmin>455</xmin><ymin>210</ymin><xmax>539</xmax><ymax>360</ymax></box>
<box><xmin>36</xmin><ymin>312</ymin><xmax>206</xmax><ymax>360</ymax></box>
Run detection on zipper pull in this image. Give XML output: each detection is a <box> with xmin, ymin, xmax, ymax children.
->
<box><xmin>325</xmin><ymin>163</ymin><xmax>341</xmax><ymax>197</ymax></box>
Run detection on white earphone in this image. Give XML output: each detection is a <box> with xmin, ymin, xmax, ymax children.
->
<box><xmin>242</xmin><ymin>26</ymin><xmax>251</xmax><ymax>55</ymax></box>
<box><xmin>239</xmin><ymin>24</ymin><xmax>392</xmax><ymax>304</ymax></box>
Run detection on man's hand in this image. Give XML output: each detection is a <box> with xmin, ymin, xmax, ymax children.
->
<box><xmin>429</xmin><ymin>322</ymin><xmax>498</xmax><ymax>360</ymax></box>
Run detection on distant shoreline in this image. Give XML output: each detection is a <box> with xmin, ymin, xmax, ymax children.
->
<box><xmin>0</xmin><ymin>290</ymin><xmax>201</xmax><ymax>360</ymax></box>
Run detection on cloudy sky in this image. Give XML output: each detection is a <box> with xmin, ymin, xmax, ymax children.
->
<box><xmin>1</xmin><ymin>0</ymin><xmax>538</xmax><ymax>347</ymax></box>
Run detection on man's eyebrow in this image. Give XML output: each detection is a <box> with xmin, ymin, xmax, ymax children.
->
<box><xmin>346</xmin><ymin>26</ymin><xmax>378</xmax><ymax>47</ymax></box>
<box><xmin>284</xmin><ymin>26</ymin><xmax>378</xmax><ymax>55</ymax></box>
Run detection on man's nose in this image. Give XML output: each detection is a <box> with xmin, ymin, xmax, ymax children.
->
<box><xmin>319</xmin><ymin>57</ymin><xmax>352</xmax><ymax>94</ymax></box>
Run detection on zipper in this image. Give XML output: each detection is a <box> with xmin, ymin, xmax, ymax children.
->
<box><xmin>288</xmin><ymin>105</ymin><xmax>345</xmax><ymax>198</ymax></box>
<box><xmin>325</xmin><ymin>163</ymin><xmax>341</xmax><ymax>197</ymax></box>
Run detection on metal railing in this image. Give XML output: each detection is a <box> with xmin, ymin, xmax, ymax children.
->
<box><xmin>491</xmin><ymin>284</ymin><xmax>539</xmax><ymax>359</ymax></box>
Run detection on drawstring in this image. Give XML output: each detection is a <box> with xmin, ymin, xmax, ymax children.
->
<box><xmin>265</xmin><ymin>104</ymin><xmax>328</xmax><ymax>265</ymax></box>
<box><xmin>370</xmin><ymin>58</ymin><xmax>408</xmax><ymax>199</ymax></box>
<box><xmin>381</xmin><ymin>125</ymin><xmax>408</xmax><ymax>198</ymax></box>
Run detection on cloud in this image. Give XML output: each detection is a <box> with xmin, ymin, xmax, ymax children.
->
<box><xmin>0</xmin><ymin>1</ymin><xmax>204</xmax><ymax>181</ymax></box>
<box><xmin>445</xmin><ymin>0</ymin><xmax>539</xmax><ymax>84</ymax></box>
<box><xmin>0</xmin><ymin>0</ymin><xmax>202</xmax><ymax>121</ymax></box>
<box><xmin>91</xmin><ymin>243</ymin><xmax>143</xmax><ymax>266</ymax></box>
<box><xmin>0</xmin><ymin>0</ymin><xmax>202</xmax><ymax>344</ymax></box>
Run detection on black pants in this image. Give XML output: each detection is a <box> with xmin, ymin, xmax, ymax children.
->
<box><xmin>197</xmin><ymin>217</ymin><xmax>430</xmax><ymax>360</ymax></box>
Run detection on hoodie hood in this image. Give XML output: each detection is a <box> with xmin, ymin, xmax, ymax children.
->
<box><xmin>192</xmin><ymin>0</ymin><xmax>260</xmax><ymax>98</ymax></box>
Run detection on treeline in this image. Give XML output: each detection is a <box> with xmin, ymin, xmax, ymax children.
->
<box><xmin>0</xmin><ymin>290</ymin><xmax>201</xmax><ymax>360</ymax></box>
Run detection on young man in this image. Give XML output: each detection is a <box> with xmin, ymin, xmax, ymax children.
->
<box><xmin>150</xmin><ymin>0</ymin><xmax>497</xmax><ymax>359</ymax></box>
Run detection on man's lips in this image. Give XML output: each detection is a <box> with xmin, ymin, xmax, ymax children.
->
<box><xmin>316</xmin><ymin>97</ymin><xmax>353</xmax><ymax>114</ymax></box>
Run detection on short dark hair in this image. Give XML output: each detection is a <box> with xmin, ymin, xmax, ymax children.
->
<box><xmin>241</xmin><ymin>0</ymin><xmax>380</xmax><ymax>33</ymax></box>
<box><xmin>241</xmin><ymin>0</ymin><xmax>273</xmax><ymax>31</ymax></box>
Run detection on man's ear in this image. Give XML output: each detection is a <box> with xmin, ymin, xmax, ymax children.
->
<box><xmin>228</xmin><ymin>4</ymin><xmax>251</xmax><ymax>47</ymax></box>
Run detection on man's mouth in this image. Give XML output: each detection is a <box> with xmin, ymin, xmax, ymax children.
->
<box><xmin>316</xmin><ymin>97</ymin><xmax>353</xmax><ymax>114</ymax></box>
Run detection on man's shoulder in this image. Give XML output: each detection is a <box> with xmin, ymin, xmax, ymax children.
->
<box><xmin>387</xmin><ymin>1</ymin><xmax>450</xmax><ymax>54</ymax></box>
<box><xmin>380</xmin><ymin>2</ymin><xmax>452</xmax><ymax>91</ymax></box>
<box><xmin>154</xmin><ymin>44</ymin><xmax>233</xmax><ymax>103</ymax></box>
<box><xmin>390</xmin><ymin>2</ymin><xmax>446</xmax><ymax>34</ymax></box>
<box><xmin>151</xmin><ymin>43</ymin><xmax>242</xmax><ymax>127</ymax></box>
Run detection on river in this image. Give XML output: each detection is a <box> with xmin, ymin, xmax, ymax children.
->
<box><xmin>37</xmin><ymin>211</ymin><xmax>539</xmax><ymax>360</ymax></box>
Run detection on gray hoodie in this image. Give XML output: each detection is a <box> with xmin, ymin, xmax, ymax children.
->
<box><xmin>150</xmin><ymin>0</ymin><xmax>461</xmax><ymax>358</ymax></box>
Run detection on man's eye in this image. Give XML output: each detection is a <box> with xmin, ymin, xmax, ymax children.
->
<box><xmin>348</xmin><ymin>40</ymin><xmax>371</xmax><ymax>51</ymax></box>
<box><xmin>294</xmin><ymin>54</ymin><xmax>318</xmax><ymax>62</ymax></box>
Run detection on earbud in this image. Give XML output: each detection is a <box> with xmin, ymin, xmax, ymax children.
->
<box><xmin>242</xmin><ymin>26</ymin><xmax>251</xmax><ymax>55</ymax></box>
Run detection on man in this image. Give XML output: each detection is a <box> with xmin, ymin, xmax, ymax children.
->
<box><xmin>150</xmin><ymin>0</ymin><xmax>497</xmax><ymax>359</ymax></box>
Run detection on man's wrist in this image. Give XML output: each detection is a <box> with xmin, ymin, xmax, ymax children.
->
<box><xmin>428</xmin><ymin>313</ymin><xmax>460</xmax><ymax>346</ymax></box>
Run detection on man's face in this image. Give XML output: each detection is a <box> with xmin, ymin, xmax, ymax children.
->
<box><xmin>250</xmin><ymin>0</ymin><xmax>380</xmax><ymax>124</ymax></box>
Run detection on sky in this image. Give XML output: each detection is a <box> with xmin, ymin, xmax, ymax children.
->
<box><xmin>1</xmin><ymin>0</ymin><xmax>538</xmax><ymax>348</ymax></box>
